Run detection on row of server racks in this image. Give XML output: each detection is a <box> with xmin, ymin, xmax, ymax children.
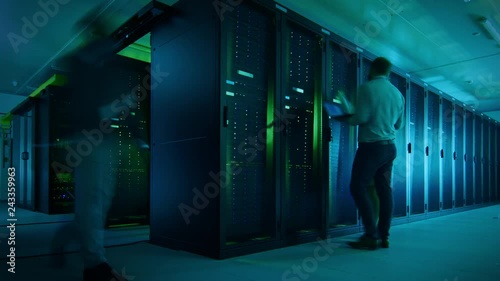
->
<box><xmin>149</xmin><ymin>0</ymin><xmax>500</xmax><ymax>258</ymax></box>
<box><xmin>9</xmin><ymin>56</ymin><xmax>151</xmax><ymax>227</ymax></box>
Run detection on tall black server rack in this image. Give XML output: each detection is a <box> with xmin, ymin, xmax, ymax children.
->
<box><xmin>464</xmin><ymin>110</ymin><xmax>474</xmax><ymax>205</ymax></box>
<box><xmin>35</xmin><ymin>86</ymin><xmax>75</xmax><ymax>214</ymax></box>
<box><xmin>441</xmin><ymin>97</ymin><xmax>453</xmax><ymax>210</ymax></box>
<box><xmin>409</xmin><ymin>81</ymin><xmax>425</xmax><ymax>216</ymax></box>
<box><xmin>490</xmin><ymin>121</ymin><xmax>496</xmax><ymax>201</ymax></box>
<box><xmin>326</xmin><ymin>42</ymin><xmax>358</xmax><ymax>232</ymax></box>
<box><xmin>389</xmin><ymin>71</ymin><xmax>408</xmax><ymax>218</ymax></box>
<box><xmin>497</xmin><ymin>125</ymin><xmax>500</xmax><ymax>199</ymax></box>
<box><xmin>426</xmin><ymin>90</ymin><xmax>440</xmax><ymax>214</ymax></box>
<box><xmin>473</xmin><ymin>115</ymin><xmax>482</xmax><ymax>204</ymax></box>
<box><xmin>281</xmin><ymin>17</ymin><xmax>324</xmax><ymax>241</ymax></box>
<box><xmin>150</xmin><ymin>0</ymin><xmax>283</xmax><ymax>259</ymax></box>
<box><xmin>453</xmin><ymin>105</ymin><xmax>465</xmax><ymax>208</ymax></box>
<box><xmin>482</xmin><ymin>118</ymin><xmax>490</xmax><ymax>203</ymax></box>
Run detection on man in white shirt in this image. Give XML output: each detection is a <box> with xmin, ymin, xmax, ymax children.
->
<box><xmin>337</xmin><ymin>57</ymin><xmax>405</xmax><ymax>249</ymax></box>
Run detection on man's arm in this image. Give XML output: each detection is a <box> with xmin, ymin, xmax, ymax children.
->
<box><xmin>344</xmin><ymin>86</ymin><xmax>370</xmax><ymax>126</ymax></box>
<box><xmin>394</xmin><ymin>96</ymin><xmax>405</xmax><ymax>130</ymax></box>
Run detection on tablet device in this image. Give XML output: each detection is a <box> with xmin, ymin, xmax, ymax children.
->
<box><xmin>323</xmin><ymin>100</ymin><xmax>353</xmax><ymax>118</ymax></box>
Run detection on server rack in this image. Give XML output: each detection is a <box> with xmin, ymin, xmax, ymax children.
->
<box><xmin>464</xmin><ymin>110</ymin><xmax>474</xmax><ymax>205</ymax></box>
<box><xmin>35</xmin><ymin>86</ymin><xmax>75</xmax><ymax>214</ymax></box>
<box><xmin>426</xmin><ymin>90</ymin><xmax>440</xmax><ymax>213</ymax></box>
<box><xmin>441</xmin><ymin>97</ymin><xmax>453</xmax><ymax>210</ymax></box>
<box><xmin>482</xmin><ymin>117</ymin><xmax>490</xmax><ymax>203</ymax></box>
<box><xmin>473</xmin><ymin>115</ymin><xmax>482</xmax><ymax>204</ymax></box>
<box><xmin>280</xmin><ymin>15</ymin><xmax>324</xmax><ymax>242</ymax></box>
<box><xmin>453</xmin><ymin>104</ymin><xmax>465</xmax><ymax>208</ymax></box>
<box><xmin>497</xmin><ymin>125</ymin><xmax>500</xmax><ymax>200</ymax></box>
<box><xmin>326</xmin><ymin>41</ymin><xmax>358</xmax><ymax>232</ymax></box>
<box><xmin>409</xmin><ymin>81</ymin><xmax>425</xmax><ymax>216</ymax></box>
<box><xmin>389</xmin><ymin>72</ymin><xmax>408</xmax><ymax>218</ymax></box>
<box><xmin>150</xmin><ymin>0</ymin><xmax>285</xmax><ymax>259</ymax></box>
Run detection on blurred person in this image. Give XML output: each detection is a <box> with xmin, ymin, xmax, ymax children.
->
<box><xmin>335</xmin><ymin>57</ymin><xmax>405</xmax><ymax>250</ymax></box>
<box><xmin>49</xmin><ymin>6</ymin><xmax>130</xmax><ymax>281</ymax></box>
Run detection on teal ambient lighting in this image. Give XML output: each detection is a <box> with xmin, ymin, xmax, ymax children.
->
<box><xmin>111</xmin><ymin>125</ymin><xmax>120</xmax><ymax>128</ymax></box>
<box><xmin>226</xmin><ymin>80</ymin><xmax>235</xmax><ymax>85</ymax></box>
<box><xmin>237</xmin><ymin>70</ymin><xmax>254</xmax><ymax>78</ymax></box>
<box><xmin>292</xmin><ymin>87</ymin><xmax>304</xmax><ymax>93</ymax></box>
<box><xmin>226</xmin><ymin>91</ymin><xmax>235</xmax><ymax>96</ymax></box>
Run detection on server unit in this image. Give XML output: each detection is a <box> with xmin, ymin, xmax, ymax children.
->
<box><xmin>326</xmin><ymin>42</ymin><xmax>358</xmax><ymax>231</ymax></box>
<box><xmin>409</xmin><ymin>82</ymin><xmax>425</xmax><ymax>216</ymax></box>
<box><xmin>464</xmin><ymin>110</ymin><xmax>474</xmax><ymax>205</ymax></box>
<box><xmin>426</xmin><ymin>90</ymin><xmax>440</xmax><ymax>214</ymax></box>
<box><xmin>473</xmin><ymin>115</ymin><xmax>482</xmax><ymax>204</ymax></box>
<box><xmin>11</xmin><ymin>105</ymin><xmax>35</xmax><ymax>211</ymax></box>
<box><xmin>453</xmin><ymin>104</ymin><xmax>465</xmax><ymax>208</ymax></box>
<box><xmin>389</xmin><ymin>71</ymin><xmax>408</xmax><ymax>218</ymax></box>
<box><xmin>151</xmin><ymin>0</ymin><xmax>282</xmax><ymax>258</ymax></box>
<box><xmin>441</xmin><ymin>97</ymin><xmax>453</xmax><ymax>210</ymax></box>
<box><xmin>36</xmin><ymin>86</ymin><xmax>75</xmax><ymax>214</ymax></box>
<box><xmin>281</xmin><ymin>16</ymin><xmax>324</xmax><ymax>241</ymax></box>
<box><xmin>482</xmin><ymin>118</ymin><xmax>490</xmax><ymax>203</ymax></box>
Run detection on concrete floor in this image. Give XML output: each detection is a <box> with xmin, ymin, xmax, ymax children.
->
<box><xmin>0</xmin><ymin>204</ymin><xmax>499</xmax><ymax>281</ymax></box>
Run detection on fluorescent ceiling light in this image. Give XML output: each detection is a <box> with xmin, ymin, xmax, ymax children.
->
<box><xmin>480</xmin><ymin>18</ymin><xmax>500</xmax><ymax>46</ymax></box>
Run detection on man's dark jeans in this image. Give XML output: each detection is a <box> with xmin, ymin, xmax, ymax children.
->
<box><xmin>350</xmin><ymin>141</ymin><xmax>397</xmax><ymax>240</ymax></box>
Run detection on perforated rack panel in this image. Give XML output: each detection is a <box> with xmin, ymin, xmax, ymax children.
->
<box><xmin>465</xmin><ymin>111</ymin><xmax>474</xmax><ymax>205</ymax></box>
<box><xmin>453</xmin><ymin>105</ymin><xmax>465</xmax><ymax>208</ymax></box>
<box><xmin>284</xmin><ymin>20</ymin><xmax>321</xmax><ymax>233</ymax></box>
<box><xmin>427</xmin><ymin>91</ymin><xmax>440</xmax><ymax>212</ymax></box>
<box><xmin>389</xmin><ymin>72</ymin><xmax>407</xmax><ymax>217</ymax></box>
<box><xmin>441</xmin><ymin>98</ymin><xmax>453</xmax><ymax>210</ymax></box>
<box><xmin>328</xmin><ymin>42</ymin><xmax>358</xmax><ymax>228</ymax></box>
<box><xmin>409</xmin><ymin>82</ymin><xmax>425</xmax><ymax>214</ymax></box>
<box><xmin>474</xmin><ymin>116</ymin><xmax>482</xmax><ymax>204</ymax></box>
<box><xmin>223</xmin><ymin>2</ymin><xmax>275</xmax><ymax>242</ymax></box>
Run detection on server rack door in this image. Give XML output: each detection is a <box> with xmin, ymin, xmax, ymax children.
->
<box><xmin>473</xmin><ymin>115</ymin><xmax>482</xmax><ymax>204</ymax></box>
<box><xmin>464</xmin><ymin>111</ymin><xmax>474</xmax><ymax>205</ymax></box>
<box><xmin>282</xmin><ymin>19</ymin><xmax>323</xmax><ymax>235</ymax></box>
<box><xmin>427</xmin><ymin>91</ymin><xmax>440</xmax><ymax>212</ymax></box>
<box><xmin>489</xmin><ymin>121</ymin><xmax>498</xmax><ymax>202</ymax></box>
<box><xmin>409</xmin><ymin>82</ymin><xmax>425</xmax><ymax>215</ymax></box>
<box><xmin>494</xmin><ymin>124</ymin><xmax>499</xmax><ymax>201</ymax></box>
<box><xmin>327</xmin><ymin>42</ymin><xmax>358</xmax><ymax>229</ymax></box>
<box><xmin>223</xmin><ymin>2</ymin><xmax>277</xmax><ymax>244</ymax></box>
<box><xmin>389</xmin><ymin>72</ymin><xmax>408</xmax><ymax>217</ymax></box>
<box><xmin>482</xmin><ymin>119</ymin><xmax>490</xmax><ymax>203</ymax></box>
<box><xmin>441</xmin><ymin>98</ymin><xmax>453</xmax><ymax>210</ymax></box>
<box><xmin>453</xmin><ymin>105</ymin><xmax>465</xmax><ymax>208</ymax></box>
<box><xmin>497</xmin><ymin>126</ymin><xmax>500</xmax><ymax>200</ymax></box>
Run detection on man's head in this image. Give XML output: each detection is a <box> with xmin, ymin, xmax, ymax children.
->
<box><xmin>368</xmin><ymin>57</ymin><xmax>392</xmax><ymax>80</ymax></box>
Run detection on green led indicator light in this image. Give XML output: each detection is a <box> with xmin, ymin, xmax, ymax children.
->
<box><xmin>237</xmin><ymin>70</ymin><xmax>254</xmax><ymax>78</ymax></box>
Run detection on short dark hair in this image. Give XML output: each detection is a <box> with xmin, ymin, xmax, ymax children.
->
<box><xmin>369</xmin><ymin>57</ymin><xmax>392</xmax><ymax>77</ymax></box>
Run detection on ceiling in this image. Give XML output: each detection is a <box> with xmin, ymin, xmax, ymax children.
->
<box><xmin>1</xmin><ymin>0</ymin><xmax>500</xmax><ymax>121</ymax></box>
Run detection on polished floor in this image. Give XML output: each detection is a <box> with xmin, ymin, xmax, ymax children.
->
<box><xmin>0</xmin><ymin>204</ymin><xmax>499</xmax><ymax>281</ymax></box>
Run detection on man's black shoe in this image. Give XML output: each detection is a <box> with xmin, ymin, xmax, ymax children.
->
<box><xmin>347</xmin><ymin>235</ymin><xmax>378</xmax><ymax>250</ymax></box>
<box><xmin>83</xmin><ymin>262</ymin><xmax>128</xmax><ymax>281</ymax></box>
